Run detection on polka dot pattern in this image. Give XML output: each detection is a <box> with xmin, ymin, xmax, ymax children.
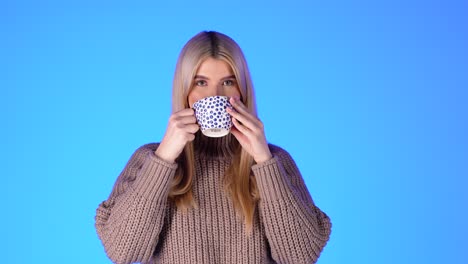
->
<box><xmin>193</xmin><ymin>96</ymin><xmax>232</xmax><ymax>137</ymax></box>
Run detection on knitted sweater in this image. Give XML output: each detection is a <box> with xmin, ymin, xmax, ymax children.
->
<box><xmin>95</xmin><ymin>134</ymin><xmax>331</xmax><ymax>264</ymax></box>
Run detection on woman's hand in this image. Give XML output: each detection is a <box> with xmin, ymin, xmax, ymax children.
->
<box><xmin>155</xmin><ymin>108</ymin><xmax>200</xmax><ymax>163</ymax></box>
<box><xmin>227</xmin><ymin>96</ymin><xmax>272</xmax><ymax>164</ymax></box>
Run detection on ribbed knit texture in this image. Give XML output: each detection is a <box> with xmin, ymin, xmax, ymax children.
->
<box><xmin>95</xmin><ymin>134</ymin><xmax>331</xmax><ymax>264</ymax></box>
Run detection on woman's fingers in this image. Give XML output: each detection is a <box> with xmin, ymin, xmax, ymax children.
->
<box><xmin>176</xmin><ymin>108</ymin><xmax>196</xmax><ymax>117</ymax></box>
<box><xmin>229</xmin><ymin>125</ymin><xmax>247</xmax><ymax>145</ymax></box>
<box><xmin>231</xmin><ymin>115</ymin><xmax>251</xmax><ymax>136</ymax></box>
<box><xmin>227</xmin><ymin>107</ymin><xmax>250</xmax><ymax>130</ymax></box>
<box><xmin>171</xmin><ymin>109</ymin><xmax>196</xmax><ymax>123</ymax></box>
<box><xmin>227</xmin><ymin>98</ymin><xmax>264</xmax><ymax>136</ymax></box>
<box><xmin>229</xmin><ymin>97</ymin><xmax>254</xmax><ymax>119</ymax></box>
<box><xmin>184</xmin><ymin>123</ymin><xmax>200</xmax><ymax>134</ymax></box>
<box><xmin>227</xmin><ymin>106</ymin><xmax>254</xmax><ymax>130</ymax></box>
<box><xmin>156</xmin><ymin>108</ymin><xmax>200</xmax><ymax>163</ymax></box>
<box><xmin>177</xmin><ymin>115</ymin><xmax>197</xmax><ymax>125</ymax></box>
<box><xmin>225</xmin><ymin>98</ymin><xmax>273</xmax><ymax>163</ymax></box>
<box><xmin>229</xmin><ymin>97</ymin><xmax>262</xmax><ymax>126</ymax></box>
<box><xmin>174</xmin><ymin>109</ymin><xmax>199</xmax><ymax>134</ymax></box>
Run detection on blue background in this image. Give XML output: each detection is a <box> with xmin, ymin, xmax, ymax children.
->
<box><xmin>3</xmin><ymin>0</ymin><xmax>467</xmax><ymax>263</ymax></box>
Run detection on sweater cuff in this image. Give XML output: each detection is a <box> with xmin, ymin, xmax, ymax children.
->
<box><xmin>132</xmin><ymin>150</ymin><xmax>178</xmax><ymax>203</ymax></box>
<box><xmin>252</xmin><ymin>156</ymin><xmax>292</xmax><ymax>201</ymax></box>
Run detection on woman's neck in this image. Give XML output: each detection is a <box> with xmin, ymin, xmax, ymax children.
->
<box><xmin>192</xmin><ymin>131</ymin><xmax>238</xmax><ymax>159</ymax></box>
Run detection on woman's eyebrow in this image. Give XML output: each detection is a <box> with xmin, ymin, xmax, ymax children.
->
<box><xmin>221</xmin><ymin>75</ymin><xmax>236</xmax><ymax>80</ymax></box>
<box><xmin>194</xmin><ymin>75</ymin><xmax>236</xmax><ymax>80</ymax></box>
<box><xmin>194</xmin><ymin>75</ymin><xmax>209</xmax><ymax>80</ymax></box>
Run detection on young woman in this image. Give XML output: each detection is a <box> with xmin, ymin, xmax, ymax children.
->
<box><xmin>95</xmin><ymin>31</ymin><xmax>331</xmax><ymax>264</ymax></box>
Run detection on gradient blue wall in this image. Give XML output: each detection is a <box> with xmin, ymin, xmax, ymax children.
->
<box><xmin>3</xmin><ymin>0</ymin><xmax>467</xmax><ymax>263</ymax></box>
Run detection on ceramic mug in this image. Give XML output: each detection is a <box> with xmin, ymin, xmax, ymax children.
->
<box><xmin>192</xmin><ymin>95</ymin><xmax>233</xmax><ymax>137</ymax></box>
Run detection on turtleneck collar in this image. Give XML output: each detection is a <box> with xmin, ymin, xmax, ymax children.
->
<box><xmin>193</xmin><ymin>130</ymin><xmax>239</xmax><ymax>159</ymax></box>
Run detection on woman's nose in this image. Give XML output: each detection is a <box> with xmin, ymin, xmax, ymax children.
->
<box><xmin>216</xmin><ymin>85</ymin><xmax>227</xmax><ymax>96</ymax></box>
<box><xmin>206</xmin><ymin>84</ymin><xmax>226</xmax><ymax>96</ymax></box>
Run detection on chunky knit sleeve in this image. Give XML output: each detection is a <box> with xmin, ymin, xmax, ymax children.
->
<box><xmin>252</xmin><ymin>145</ymin><xmax>332</xmax><ymax>264</ymax></box>
<box><xmin>95</xmin><ymin>143</ymin><xmax>178</xmax><ymax>264</ymax></box>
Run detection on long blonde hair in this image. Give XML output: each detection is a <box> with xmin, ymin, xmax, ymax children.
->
<box><xmin>169</xmin><ymin>31</ymin><xmax>260</xmax><ymax>234</ymax></box>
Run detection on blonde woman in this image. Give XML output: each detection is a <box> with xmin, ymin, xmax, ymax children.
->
<box><xmin>95</xmin><ymin>31</ymin><xmax>331</xmax><ymax>264</ymax></box>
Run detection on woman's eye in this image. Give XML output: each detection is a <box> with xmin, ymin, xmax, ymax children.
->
<box><xmin>223</xmin><ymin>80</ymin><xmax>235</xmax><ymax>86</ymax></box>
<box><xmin>195</xmin><ymin>80</ymin><xmax>207</xmax><ymax>86</ymax></box>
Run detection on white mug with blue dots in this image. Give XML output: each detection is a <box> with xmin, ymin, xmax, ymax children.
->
<box><xmin>192</xmin><ymin>95</ymin><xmax>233</xmax><ymax>137</ymax></box>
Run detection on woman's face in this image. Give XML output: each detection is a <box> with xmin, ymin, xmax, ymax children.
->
<box><xmin>188</xmin><ymin>57</ymin><xmax>241</xmax><ymax>107</ymax></box>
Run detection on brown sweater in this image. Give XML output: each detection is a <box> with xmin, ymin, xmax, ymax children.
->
<box><xmin>95</xmin><ymin>135</ymin><xmax>331</xmax><ymax>263</ymax></box>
